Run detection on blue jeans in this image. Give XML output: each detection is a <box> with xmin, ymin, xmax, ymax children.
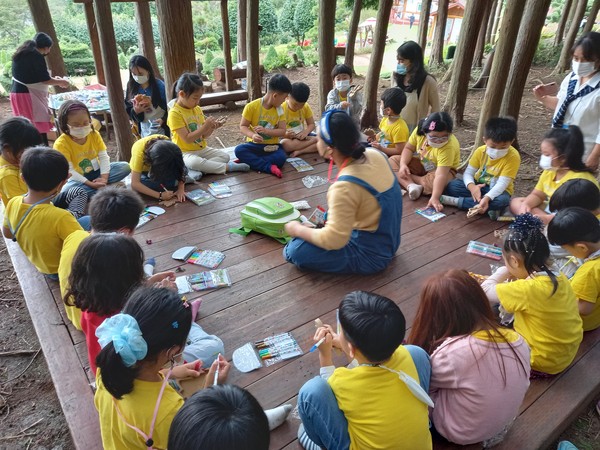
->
<box><xmin>77</xmin><ymin>215</ymin><xmax>91</xmax><ymax>231</ymax></box>
<box><xmin>63</xmin><ymin>162</ymin><xmax>131</xmax><ymax>196</ymax></box>
<box><xmin>234</xmin><ymin>142</ymin><xmax>287</xmax><ymax>173</ymax></box>
<box><xmin>297</xmin><ymin>345</ymin><xmax>430</xmax><ymax>450</ymax></box>
<box><xmin>140</xmin><ymin>174</ymin><xmax>178</xmax><ymax>191</ymax></box>
<box><xmin>444</xmin><ymin>179</ymin><xmax>511</xmax><ymax>211</ymax></box>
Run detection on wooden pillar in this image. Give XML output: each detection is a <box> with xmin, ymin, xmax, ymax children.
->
<box><xmin>318</xmin><ymin>0</ymin><xmax>336</xmax><ymax>112</ymax></box>
<box><xmin>26</xmin><ymin>0</ymin><xmax>67</xmax><ymax>90</ymax></box>
<box><xmin>490</xmin><ymin>0</ymin><xmax>504</xmax><ymax>45</ymax></box>
<box><xmin>93</xmin><ymin>0</ymin><xmax>135</xmax><ymax>161</ymax></box>
<box><xmin>485</xmin><ymin>0</ymin><xmax>497</xmax><ymax>45</ymax></box>
<box><xmin>417</xmin><ymin>0</ymin><xmax>433</xmax><ymax>51</ymax></box>
<box><xmin>246</xmin><ymin>0</ymin><xmax>262</xmax><ymax>100</ymax></box>
<box><xmin>360</xmin><ymin>0</ymin><xmax>394</xmax><ymax>128</ymax></box>
<box><xmin>474</xmin><ymin>0</ymin><xmax>526</xmax><ymax>147</ymax></box>
<box><xmin>554</xmin><ymin>0</ymin><xmax>574</xmax><ymax>46</ymax></box>
<box><xmin>83</xmin><ymin>2</ymin><xmax>105</xmax><ymax>86</ymax></box>
<box><xmin>555</xmin><ymin>0</ymin><xmax>588</xmax><ymax>73</ymax></box>
<box><xmin>155</xmin><ymin>0</ymin><xmax>196</xmax><ymax>101</ymax></box>
<box><xmin>430</xmin><ymin>0</ymin><xmax>449</xmax><ymax>66</ymax></box>
<box><xmin>344</xmin><ymin>0</ymin><xmax>363</xmax><ymax>72</ymax></box>
<box><xmin>220</xmin><ymin>0</ymin><xmax>234</xmax><ymax>91</ymax></box>
<box><xmin>474</xmin><ymin>0</ymin><xmax>494</xmax><ymax>68</ymax></box>
<box><xmin>135</xmin><ymin>1</ymin><xmax>161</xmax><ymax>79</ymax></box>
<box><xmin>237</xmin><ymin>0</ymin><xmax>247</xmax><ymax>62</ymax></box>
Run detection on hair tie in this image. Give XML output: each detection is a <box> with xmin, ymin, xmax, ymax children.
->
<box><xmin>428</xmin><ymin>120</ymin><xmax>437</xmax><ymax>131</ymax></box>
<box><xmin>96</xmin><ymin>314</ymin><xmax>148</xmax><ymax>367</ymax></box>
<box><xmin>66</xmin><ymin>102</ymin><xmax>88</xmax><ymax>114</ymax></box>
<box><xmin>172</xmin><ymin>321</ymin><xmax>179</xmax><ymax>329</ymax></box>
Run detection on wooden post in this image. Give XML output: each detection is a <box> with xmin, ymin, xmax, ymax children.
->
<box><xmin>490</xmin><ymin>0</ymin><xmax>504</xmax><ymax>45</ymax></box>
<box><xmin>554</xmin><ymin>0</ymin><xmax>589</xmax><ymax>74</ymax></box>
<box><xmin>246</xmin><ymin>0</ymin><xmax>262</xmax><ymax>101</ymax></box>
<box><xmin>155</xmin><ymin>0</ymin><xmax>196</xmax><ymax>101</ymax></box>
<box><xmin>344</xmin><ymin>0</ymin><xmax>363</xmax><ymax>73</ymax></box>
<box><xmin>485</xmin><ymin>0</ymin><xmax>497</xmax><ymax>45</ymax></box>
<box><xmin>554</xmin><ymin>0</ymin><xmax>574</xmax><ymax>47</ymax></box>
<box><xmin>442</xmin><ymin>0</ymin><xmax>488</xmax><ymax>125</ymax></box>
<box><xmin>501</xmin><ymin>0</ymin><xmax>552</xmax><ymax>119</ymax></box>
<box><xmin>26</xmin><ymin>0</ymin><xmax>67</xmax><ymax>89</ymax></box>
<box><xmin>430</xmin><ymin>0</ymin><xmax>449</xmax><ymax>66</ymax></box>
<box><xmin>318</xmin><ymin>0</ymin><xmax>337</xmax><ymax>112</ymax></box>
<box><xmin>474</xmin><ymin>0</ymin><xmax>494</xmax><ymax>68</ymax></box>
<box><xmin>237</xmin><ymin>0</ymin><xmax>247</xmax><ymax>62</ymax></box>
<box><xmin>474</xmin><ymin>0</ymin><xmax>526</xmax><ymax>147</ymax></box>
<box><xmin>417</xmin><ymin>0</ymin><xmax>433</xmax><ymax>51</ymax></box>
<box><xmin>93</xmin><ymin>0</ymin><xmax>135</xmax><ymax>161</ymax></box>
<box><xmin>360</xmin><ymin>0</ymin><xmax>394</xmax><ymax>128</ymax></box>
<box><xmin>83</xmin><ymin>2</ymin><xmax>105</xmax><ymax>86</ymax></box>
<box><xmin>135</xmin><ymin>1</ymin><xmax>161</xmax><ymax>79</ymax></box>
<box><xmin>583</xmin><ymin>0</ymin><xmax>600</xmax><ymax>35</ymax></box>
<box><xmin>220</xmin><ymin>0</ymin><xmax>234</xmax><ymax>91</ymax></box>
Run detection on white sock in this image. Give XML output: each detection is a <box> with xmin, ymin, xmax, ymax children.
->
<box><xmin>227</xmin><ymin>161</ymin><xmax>250</xmax><ymax>172</ymax></box>
<box><xmin>439</xmin><ymin>195</ymin><xmax>459</xmax><ymax>207</ymax></box>
<box><xmin>407</xmin><ymin>183</ymin><xmax>423</xmax><ymax>200</ymax></box>
<box><xmin>264</xmin><ymin>404</ymin><xmax>292</xmax><ymax>430</ymax></box>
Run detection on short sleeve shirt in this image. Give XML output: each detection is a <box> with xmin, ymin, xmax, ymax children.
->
<box><xmin>129</xmin><ymin>135</ymin><xmax>170</xmax><ymax>173</ymax></box>
<box><xmin>534</xmin><ymin>169</ymin><xmax>599</xmax><ymax>200</ymax></box>
<box><xmin>242</xmin><ymin>98</ymin><xmax>284</xmax><ymax>145</ymax></box>
<box><xmin>54</xmin><ymin>131</ymin><xmax>107</xmax><ymax>177</ymax></box>
<box><xmin>283</xmin><ymin>102</ymin><xmax>313</xmax><ymax>134</ymax></box>
<box><xmin>408</xmin><ymin>129</ymin><xmax>460</xmax><ymax>172</ymax></box>
<box><xmin>469</xmin><ymin>145</ymin><xmax>521</xmax><ymax>195</ymax></box>
<box><xmin>167</xmin><ymin>102</ymin><xmax>207</xmax><ymax>152</ymax></box>
<box><xmin>11</xmin><ymin>51</ymin><xmax>51</xmax><ymax>93</ymax></box>
<box><xmin>571</xmin><ymin>256</ymin><xmax>600</xmax><ymax>331</ymax></box>
<box><xmin>0</xmin><ymin>155</ymin><xmax>27</xmax><ymax>206</ymax></box>
<box><xmin>378</xmin><ymin>117</ymin><xmax>409</xmax><ymax>148</ymax></box>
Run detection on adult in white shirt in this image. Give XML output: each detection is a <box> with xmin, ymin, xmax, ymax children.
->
<box><xmin>534</xmin><ymin>32</ymin><xmax>600</xmax><ymax>170</ymax></box>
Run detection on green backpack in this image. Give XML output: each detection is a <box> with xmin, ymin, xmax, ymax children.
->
<box><xmin>229</xmin><ymin>197</ymin><xmax>301</xmax><ymax>244</ymax></box>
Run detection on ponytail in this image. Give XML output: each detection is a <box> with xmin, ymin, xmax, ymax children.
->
<box><xmin>544</xmin><ymin>125</ymin><xmax>591</xmax><ymax>173</ymax></box>
<box><xmin>96</xmin><ymin>343</ymin><xmax>138</xmax><ymax>399</ymax></box>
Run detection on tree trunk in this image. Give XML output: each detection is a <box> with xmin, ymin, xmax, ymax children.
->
<box><xmin>26</xmin><ymin>0</ymin><xmax>67</xmax><ymax>92</ymax></box>
<box><xmin>93</xmin><ymin>0</ymin><xmax>135</xmax><ymax>161</ymax></box>
<box><xmin>442</xmin><ymin>0</ymin><xmax>489</xmax><ymax>125</ymax></box>
<box><xmin>474</xmin><ymin>0</ymin><xmax>527</xmax><ymax>148</ymax></box>
<box><xmin>485</xmin><ymin>0</ymin><xmax>497</xmax><ymax>45</ymax></box>
<box><xmin>156</xmin><ymin>0</ymin><xmax>196</xmax><ymax>101</ymax></box>
<box><xmin>472</xmin><ymin>48</ymin><xmax>495</xmax><ymax>89</ymax></box>
<box><xmin>246</xmin><ymin>0</ymin><xmax>262</xmax><ymax>101</ymax></box>
<box><xmin>344</xmin><ymin>0</ymin><xmax>363</xmax><ymax>73</ymax></box>
<box><xmin>318</xmin><ymin>0</ymin><xmax>336</xmax><ymax>112</ymax></box>
<box><xmin>554</xmin><ymin>0</ymin><xmax>589</xmax><ymax>74</ymax></box>
<box><xmin>554</xmin><ymin>0</ymin><xmax>574</xmax><ymax>46</ymax></box>
<box><xmin>490</xmin><ymin>0</ymin><xmax>504</xmax><ymax>45</ymax></box>
<box><xmin>361</xmin><ymin>0</ymin><xmax>394</xmax><ymax>128</ymax></box>
<box><xmin>417</xmin><ymin>0</ymin><xmax>433</xmax><ymax>51</ymax></box>
<box><xmin>583</xmin><ymin>0</ymin><xmax>600</xmax><ymax>34</ymax></box>
<box><xmin>83</xmin><ymin>2</ymin><xmax>105</xmax><ymax>85</ymax></box>
<box><xmin>135</xmin><ymin>1</ymin><xmax>161</xmax><ymax>79</ymax></box>
<box><xmin>474</xmin><ymin>0</ymin><xmax>494</xmax><ymax>68</ymax></box>
<box><xmin>237</xmin><ymin>0</ymin><xmax>247</xmax><ymax>62</ymax></box>
<box><xmin>220</xmin><ymin>0</ymin><xmax>234</xmax><ymax>91</ymax></box>
<box><xmin>430</xmin><ymin>0</ymin><xmax>449</xmax><ymax>66</ymax></box>
<box><xmin>501</xmin><ymin>0</ymin><xmax>552</xmax><ymax>119</ymax></box>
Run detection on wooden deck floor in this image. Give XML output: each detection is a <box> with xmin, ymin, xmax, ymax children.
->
<box><xmin>6</xmin><ymin>156</ymin><xmax>600</xmax><ymax>450</ymax></box>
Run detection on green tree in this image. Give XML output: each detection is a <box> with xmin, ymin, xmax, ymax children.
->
<box><xmin>293</xmin><ymin>0</ymin><xmax>317</xmax><ymax>45</ymax></box>
<box><xmin>279</xmin><ymin>0</ymin><xmax>298</xmax><ymax>43</ymax></box>
<box><xmin>112</xmin><ymin>16</ymin><xmax>139</xmax><ymax>54</ymax></box>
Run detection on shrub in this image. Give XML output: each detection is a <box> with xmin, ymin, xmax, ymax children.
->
<box><xmin>533</xmin><ymin>38</ymin><xmax>561</xmax><ymax>66</ymax></box>
<box><xmin>196</xmin><ymin>36</ymin><xmax>220</xmax><ymax>52</ymax></box>
<box><xmin>295</xmin><ymin>46</ymin><xmax>305</xmax><ymax>61</ymax></box>
<box><xmin>264</xmin><ymin>45</ymin><xmax>278</xmax><ymax>69</ymax></box>
<box><xmin>303</xmin><ymin>48</ymin><xmax>319</xmax><ymax>66</ymax></box>
<box><xmin>205</xmin><ymin>49</ymin><xmax>215</xmax><ymax>65</ymax></box>
<box><xmin>63</xmin><ymin>57</ymin><xmax>96</xmax><ymax>75</ymax></box>
<box><xmin>207</xmin><ymin>56</ymin><xmax>225</xmax><ymax>74</ymax></box>
<box><xmin>264</xmin><ymin>50</ymin><xmax>293</xmax><ymax>71</ymax></box>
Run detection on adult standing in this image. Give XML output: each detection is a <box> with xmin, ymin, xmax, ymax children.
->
<box><xmin>10</xmin><ymin>32</ymin><xmax>69</xmax><ymax>144</ymax></box>
<box><xmin>534</xmin><ymin>32</ymin><xmax>600</xmax><ymax>169</ymax></box>
<box><xmin>392</xmin><ymin>41</ymin><xmax>440</xmax><ymax>132</ymax></box>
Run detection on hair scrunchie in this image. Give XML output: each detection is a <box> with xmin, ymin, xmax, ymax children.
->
<box><xmin>96</xmin><ymin>314</ymin><xmax>148</xmax><ymax>367</ymax></box>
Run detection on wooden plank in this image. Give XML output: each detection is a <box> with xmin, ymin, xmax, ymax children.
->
<box><xmin>199</xmin><ymin>90</ymin><xmax>249</xmax><ymax>106</ymax></box>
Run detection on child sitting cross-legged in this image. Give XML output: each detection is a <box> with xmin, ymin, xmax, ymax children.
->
<box><xmin>325</xmin><ymin>64</ymin><xmax>363</xmax><ymax>125</ymax></box>
<box><xmin>297</xmin><ymin>291</ymin><xmax>433</xmax><ymax>450</ymax></box>
<box><xmin>281</xmin><ymin>82</ymin><xmax>318</xmax><ymax>157</ymax></box>
<box><xmin>548</xmin><ymin>207</ymin><xmax>600</xmax><ymax>332</ymax></box>
<box><xmin>441</xmin><ymin>117</ymin><xmax>520</xmax><ymax>219</ymax></box>
<box><xmin>481</xmin><ymin>213</ymin><xmax>583</xmax><ymax>377</ymax></box>
<box><xmin>368</xmin><ymin>87</ymin><xmax>409</xmax><ymax>157</ymax></box>
<box><xmin>2</xmin><ymin>147</ymin><xmax>87</xmax><ymax>277</ymax></box>
<box><xmin>235</xmin><ymin>74</ymin><xmax>292</xmax><ymax>178</ymax></box>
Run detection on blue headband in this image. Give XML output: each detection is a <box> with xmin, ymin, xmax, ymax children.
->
<box><xmin>319</xmin><ymin>110</ymin><xmax>340</xmax><ymax>146</ymax></box>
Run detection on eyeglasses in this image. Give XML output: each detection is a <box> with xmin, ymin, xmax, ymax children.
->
<box><xmin>426</xmin><ymin>135</ymin><xmax>448</xmax><ymax>144</ymax></box>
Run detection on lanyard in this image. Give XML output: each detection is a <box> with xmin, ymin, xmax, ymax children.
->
<box><xmin>8</xmin><ymin>193</ymin><xmax>57</xmax><ymax>242</ymax></box>
<box><xmin>327</xmin><ymin>158</ymin><xmax>350</xmax><ymax>183</ymax></box>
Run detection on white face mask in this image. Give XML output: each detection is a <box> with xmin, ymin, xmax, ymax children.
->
<box><xmin>572</xmin><ymin>60</ymin><xmax>596</xmax><ymax>78</ymax></box>
<box><xmin>486</xmin><ymin>147</ymin><xmax>509</xmax><ymax>160</ymax></box>
<box><xmin>539</xmin><ymin>154</ymin><xmax>557</xmax><ymax>171</ymax></box>
<box><xmin>133</xmin><ymin>74</ymin><xmax>149</xmax><ymax>84</ymax></box>
<box><xmin>380</xmin><ymin>107</ymin><xmax>386</xmax><ymax>117</ymax></box>
<box><xmin>68</xmin><ymin>125</ymin><xmax>92</xmax><ymax>139</ymax></box>
<box><xmin>427</xmin><ymin>138</ymin><xmax>447</xmax><ymax>148</ymax></box>
<box><xmin>336</xmin><ymin>80</ymin><xmax>351</xmax><ymax>91</ymax></box>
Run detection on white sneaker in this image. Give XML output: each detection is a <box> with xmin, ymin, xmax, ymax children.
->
<box><xmin>407</xmin><ymin>184</ymin><xmax>423</xmax><ymax>200</ymax></box>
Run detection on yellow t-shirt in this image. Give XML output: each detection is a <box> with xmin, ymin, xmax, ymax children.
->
<box><xmin>408</xmin><ymin>129</ymin><xmax>460</xmax><ymax>172</ymax></box>
<box><xmin>0</xmin><ymin>155</ymin><xmax>26</xmax><ymax>207</ymax></box>
<box><xmin>129</xmin><ymin>135</ymin><xmax>170</xmax><ymax>173</ymax></box>
<box><xmin>58</xmin><ymin>230</ymin><xmax>90</xmax><ymax>330</ymax></box>
<box><xmin>496</xmin><ymin>273</ymin><xmax>583</xmax><ymax>374</ymax></box>
<box><xmin>95</xmin><ymin>371</ymin><xmax>184</xmax><ymax>450</ymax></box>
<box><xmin>242</xmin><ymin>98</ymin><xmax>284</xmax><ymax>145</ymax></box>
<box><xmin>469</xmin><ymin>145</ymin><xmax>521</xmax><ymax>195</ymax></box>
<box><xmin>283</xmin><ymin>102</ymin><xmax>313</xmax><ymax>133</ymax></box>
<box><xmin>378</xmin><ymin>116</ymin><xmax>409</xmax><ymax>149</ymax></box>
<box><xmin>328</xmin><ymin>346</ymin><xmax>432</xmax><ymax>450</ymax></box>
<box><xmin>535</xmin><ymin>169</ymin><xmax>599</xmax><ymax>200</ymax></box>
<box><xmin>167</xmin><ymin>102</ymin><xmax>207</xmax><ymax>152</ymax></box>
<box><xmin>571</xmin><ymin>256</ymin><xmax>600</xmax><ymax>331</ymax></box>
<box><xmin>54</xmin><ymin>130</ymin><xmax>107</xmax><ymax>177</ymax></box>
<box><xmin>3</xmin><ymin>196</ymin><xmax>83</xmax><ymax>274</ymax></box>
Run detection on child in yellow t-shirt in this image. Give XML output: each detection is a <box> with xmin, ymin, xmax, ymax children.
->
<box><xmin>297</xmin><ymin>291</ymin><xmax>432</xmax><ymax>450</ymax></box>
<box><xmin>511</xmin><ymin>125</ymin><xmax>598</xmax><ymax>224</ymax></box>
<box><xmin>235</xmin><ymin>74</ymin><xmax>292</xmax><ymax>178</ymax></box>
<box><xmin>2</xmin><ymin>147</ymin><xmax>84</xmax><ymax>276</ymax></box>
<box><xmin>482</xmin><ymin>214</ymin><xmax>583</xmax><ymax>375</ymax></box>
<box><xmin>167</xmin><ymin>73</ymin><xmax>249</xmax><ymax>175</ymax></box>
<box><xmin>368</xmin><ymin>87</ymin><xmax>409</xmax><ymax>157</ymax></box>
<box><xmin>389</xmin><ymin>112</ymin><xmax>460</xmax><ymax>212</ymax></box>
<box><xmin>281</xmin><ymin>82</ymin><xmax>318</xmax><ymax>157</ymax></box>
<box><xmin>442</xmin><ymin>117</ymin><xmax>520</xmax><ymax>219</ymax></box>
<box><xmin>548</xmin><ymin>207</ymin><xmax>600</xmax><ymax>331</ymax></box>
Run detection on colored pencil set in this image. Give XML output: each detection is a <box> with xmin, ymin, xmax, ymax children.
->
<box><xmin>254</xmin><ymin>332</ymin><xmax>303</xmax><ymax>366</ymax></box>
<box><xmin>466</xmin><ymin>240</ymin><xmax>503</xmax><ymax>261</ymax></box>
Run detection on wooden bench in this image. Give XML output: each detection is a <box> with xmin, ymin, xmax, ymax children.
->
<box><xmin>199</xmin><ymin>89</ymin><xmax>249</xmax><ymax>107</ymax></box>
<box><xmin>212</xmin><ymin>65</ymin><xmax>265</xmax><ymax>84</ymax></box>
